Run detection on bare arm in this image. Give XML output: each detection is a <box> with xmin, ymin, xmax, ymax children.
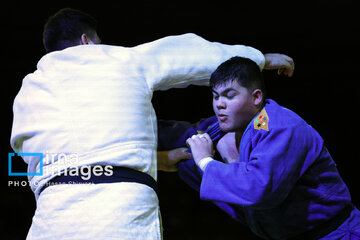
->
<box><xmin>157</xmin><ymin>148</ymin><xmax>192</xmax><ymax>172</ymax></box>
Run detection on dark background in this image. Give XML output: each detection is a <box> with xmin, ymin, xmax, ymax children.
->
<box><xmin>2</xmin><ymin>0</ymin><xmax>359</xmax><ymax>239</ymax></box>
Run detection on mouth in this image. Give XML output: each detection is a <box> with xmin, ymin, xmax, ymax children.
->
<box><xmin>217</xmin><ymin>114</ymin><xmax>228</xmax><ymax>122</ymax></box>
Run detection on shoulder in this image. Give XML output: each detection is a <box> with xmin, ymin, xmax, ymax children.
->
<box><xmin>259</xmin><ymin>99</ymin><xmax>308</xmax><ymax>131</ymax></box>
<box><xmin>247</xmin><ymin>99</ymin><xmax>327</xmax><ymax>153</ymax></box>
<box><xmin>248</xmin><ymin>99</ymin><xmax>317</xmax><ymax>143</ymax></box>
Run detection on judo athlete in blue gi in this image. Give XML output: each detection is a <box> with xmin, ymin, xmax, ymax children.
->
<box><xmin>176</xmin><ymin>56</ymin><xmax>360</xmax><ymax>239</ymax></box>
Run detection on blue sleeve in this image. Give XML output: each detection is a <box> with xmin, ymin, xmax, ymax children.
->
<box><xmin>178</xmin><ymin>159</ymin><xmax>247</xmax><ymax>223</ymax></box>
<box><xmin>200</xmin><ymin>124</ymin><xmax>323</xmax><ymax>209</ymax></box>
<box><xmin>176</xmin><ymin>115</ymin><xmax>219</xmax><ymax>190</ymax></box>
<box><xmin>178</xmin><ymin>159</ymin><xmax>202</xmax><ymax>192</ymax></box>
<box><xmin>176</xmin><ymin>115</ymin><xmax>247</xmax><ymax>223</ymax></box>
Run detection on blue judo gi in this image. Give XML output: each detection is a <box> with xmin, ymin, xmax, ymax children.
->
<box><xmin>163</xmin><ymin>99</ymin><xmax>360</xmax><ymax>239</ymax></box>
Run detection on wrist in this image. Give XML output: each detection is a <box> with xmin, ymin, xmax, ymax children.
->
<box><xmin>264</xmin><ymin>53</ymin><xmax>272</xmax><ymax>69</ymax></box>
<box><xmin>196</xmin><ymin>157</ymin><xmax>214</xmax><ymax>171</ymax></box>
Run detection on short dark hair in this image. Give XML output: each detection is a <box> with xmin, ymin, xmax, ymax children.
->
<box><xmin>210</xmin><ymin>56</ymin><xmax>266</xmax><ymax>98</ymax></box>
<box><xmin>43</xmin><ymin>8</ymin><xmax>98</xmax><ymax>53</ymax></box>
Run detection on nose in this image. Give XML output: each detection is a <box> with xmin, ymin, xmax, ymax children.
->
<box><xmin>215</xmin><ymin>97</ymin><xmax>226</xmax><ymax>110</ymax></box>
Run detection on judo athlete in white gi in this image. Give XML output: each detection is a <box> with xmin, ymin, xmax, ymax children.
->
<box><xmin>10</xmin><ymin>8</ymin><xmax>294</xmax><ymax>240</ymax></box>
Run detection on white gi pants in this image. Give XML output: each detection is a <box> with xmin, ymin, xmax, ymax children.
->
<box><xmin>26</xmin><ymin>182</ymin><xmax>161</xmax><ymax>240</ymax></box>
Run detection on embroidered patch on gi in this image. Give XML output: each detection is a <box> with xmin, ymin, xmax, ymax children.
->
<box><xmin>254</xmin><ymin>108</ymin><xmax>269</xmax><ymax>131</ymax></box>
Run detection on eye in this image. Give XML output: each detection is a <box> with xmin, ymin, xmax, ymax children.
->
<box><xmin>212</xmin><ymin>91</ymin><xmax>219</xmax><ymax>100</ymax></box>
<box><xmin>212</xmin><ymin>94</ymin><xmax>219</xmax><ymax>100</ymax></box>
<box><xmin>226</xmin><ymin>92</ymin><xmax>237</xmax><ymax>99</ymax></box>
<box><xmin>227</xmin><ymin>95</ymin><xmax>234</xmax><ymax>99</ymax></box>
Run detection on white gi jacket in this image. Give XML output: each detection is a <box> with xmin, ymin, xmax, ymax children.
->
<box><xmin>10</xmin><ymin>33</ymin><xmax>265</xmax><ymax>239</ymax></box>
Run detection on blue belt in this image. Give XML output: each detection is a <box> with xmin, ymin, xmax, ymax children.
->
<box><xmin>39</xmin><ymin>166</ymin><xmax>159</xmax><ymax>196</ymax></box>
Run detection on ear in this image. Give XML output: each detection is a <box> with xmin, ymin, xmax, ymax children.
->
<box><xmin>252</xmin><ymin>89</ymin><xmax>263</xmax><ymax>107</ymax></box>
<box><xmin>80</xmin><ymin>33</ymin><xmax>91</xmax><ymax>45</ymax></box>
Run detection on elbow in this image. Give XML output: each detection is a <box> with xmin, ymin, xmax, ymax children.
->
<box><xmin>247</xmin><ymin>194</ymin><xmax>283</xmax><ymax>209</ymax></box>
<box><xmin>230</xmin><ymin>180</ymin><xmax>286</xmax><ymax>209</ymax></box>
<box><xmin>200</xmin><ymin>183</ymin><xmax>283</xmax><ymax>209</ymax></box>
<box><xmin>182</xmin><ymin>32</ymin><xmax>200</xmax><ymax>39</ymax></box>
<box><xmin>244</xmin><ymin>185</ymin><xmax>287</xmax><ymax>209</ymax></box>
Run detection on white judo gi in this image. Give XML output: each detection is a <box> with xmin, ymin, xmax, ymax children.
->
<box><xmin>10</xmin><ymin>33</ymin><xmax>265</xmax><ymax>239</ymax></box>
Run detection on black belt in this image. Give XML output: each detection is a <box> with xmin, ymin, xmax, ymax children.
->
<box><xmin>39</xmin><ymin>166</ymin><xmax>159</xmax><ymax>196</ymax></box>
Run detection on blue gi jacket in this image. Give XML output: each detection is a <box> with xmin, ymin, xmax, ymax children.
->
<box><xmin>176</xmin><ymin>99</ymin><xmax>356</xmax><ymax>239</ymax></box>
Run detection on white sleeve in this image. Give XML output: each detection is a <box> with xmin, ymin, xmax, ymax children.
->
<box><xmin>134</xmin><ymin>33</ymin><xmax>265</xmax><ymax>91</ymax></box>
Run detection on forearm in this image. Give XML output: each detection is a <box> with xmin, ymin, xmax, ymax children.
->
<box><xmin>157</xmin><ymin>150</ymin><xmax>175</xmax><ymax>172</ymax></box>
<box><xmin>158</xmin><ymin>148</ymin><xmax>192</xmax><ymax>172</ymax></box>
<box><xmin>137</xmin><ymin>33</ymin><xmax>265</xmax><ymax>91</ymax></box>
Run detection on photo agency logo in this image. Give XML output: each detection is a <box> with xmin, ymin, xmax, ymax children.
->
<box><xmin>8</xmin><ymin>151</ymin><xmax>43</xmax><ymax>187</ymax></box>
<box><xmin>8</xmin><ymin>151</ymin><xmax>43</xmax><ymax>176</ymax></box>
<box><xmin>8</xmin><ymin>151</ymin><xmax>113</xmax><ymax>187</ymax></box>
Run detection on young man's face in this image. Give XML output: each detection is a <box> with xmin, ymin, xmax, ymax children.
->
<box><xmin>212</xmin><ymin>80</ymin><xmax>259</xmax><ymax>133</ymax></box>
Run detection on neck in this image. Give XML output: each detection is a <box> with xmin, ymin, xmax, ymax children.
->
<box><xmin>233</xmin><ymin>106</ymin><xmax>264</xmax><ymax>150</ymax></box>
<box><xmin>235</xmin><ymin>131</ymin><xmax>243</xmax><ymax>151</ymax></box>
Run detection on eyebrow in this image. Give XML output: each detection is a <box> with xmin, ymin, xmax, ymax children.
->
<box><xmin>212</xmin><ymin>87</ymin><xmax>238</xmax><ymax>95</ymax></box>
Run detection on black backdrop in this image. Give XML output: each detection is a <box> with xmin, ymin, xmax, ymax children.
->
<box><xmin>2</xmin><ymin>0</ymin><xmax>359</xmax><ymax>239</ymax></box>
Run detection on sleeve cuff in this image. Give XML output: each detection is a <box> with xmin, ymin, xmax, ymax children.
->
<box><xmin>197</xmin><ymin>157</ymin><xmax>214</xmax><ymax>171</ymax></box>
